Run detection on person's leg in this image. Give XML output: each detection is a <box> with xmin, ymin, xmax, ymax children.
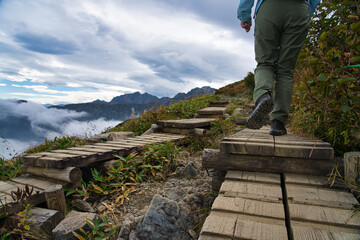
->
<box><xmin>253</xmin><ymin>0</ymin><xmax>281</xmax><ymax>103</ymax></box>
<box><xmin>246</xmin><ymin>0</ymin><xmax>281</xmax><ymax>129</ymax></box>
<box><xmin>270</xmin><ymin>0</ymin><xmax>310</xmax><ymax>123</ymax></box>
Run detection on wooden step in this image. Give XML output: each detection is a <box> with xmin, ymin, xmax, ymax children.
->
<box><xmin>21</xmin><ymin>133</ymin><xmax>186</xmax><ymax>168</ymax></box>
<box><xmin>197</xmin><ymin>107</ymin><xmax>227</xmax><ymax>115</ymax></box>
<box><xmin>156</xmin><ymin>118</ymin><xmax>216</xmax><ymax>129</ymax></box>
<box><xmin>284</xmin><ymin>173</ymin><xmax>360</xmax><ymax>238</ymax></box>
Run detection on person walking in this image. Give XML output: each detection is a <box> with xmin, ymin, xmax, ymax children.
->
<box><xmin>238</xmin><ymin>0</ymin><xmax>321</xmax><ymax>135</ymax></box>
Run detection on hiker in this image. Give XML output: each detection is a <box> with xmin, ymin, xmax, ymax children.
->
<box><xmin>238</xmin><ymin>0</ymin><xmax>321</xmax><ymax>136</ymax></box>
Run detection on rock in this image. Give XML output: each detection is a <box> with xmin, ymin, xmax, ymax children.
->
<box><xmin>188</xmin><ymin>229</ymin><xmax>198</xmax><ymax>239</ymax></box>
<box><xmin>87</xmin><ymin>133</ymin><xmax>109</xmax><ymax>143</ymax></box>
<box><xmin>136</xmin><ymin>194</ymin><xmax>194</xmax><ymax>240</ymax></box>
<box><xmin>118</xmin><ymin>218</ymin><xmax>133</xmax><ymax>239</ymax></box>
<box><xmin>71</xmin><ymin>199</ymin><xmax>95</xmax><ymax>213</ymax></box>
<box><xmin>107</xmin><ymin>132</ymin><xmax>134</xmax><ymax>141</ymax></box>
<box><xmin>184</xmin><ymin>163</ymin><xmax>197</xmax><ymax>178</ymax></box>
<box><xmin>52</xmin><ymin>210</ymin><xmax>97</xmax><ymax>240</ymax></box>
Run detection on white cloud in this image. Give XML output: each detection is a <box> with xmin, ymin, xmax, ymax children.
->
<box><xmin>0</xmin><ymin>83</ymin><xmax>6</xmax><ymax>87</ymax></box>
<box><xmin>0</xmin><ymin>0</ymin><xmax>256</xmax><ymax>104</ymax></box>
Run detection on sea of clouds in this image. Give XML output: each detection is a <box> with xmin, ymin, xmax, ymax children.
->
<box><xmin>0</xmin><ymin>99</ymin><xmax>120</xmax><ymax>160</ymax></box>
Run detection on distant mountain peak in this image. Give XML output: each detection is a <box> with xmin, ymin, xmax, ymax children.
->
<box><xmin>109</xmin><ymin>92</ymin><xmax>159</xmax><ymax>105</ymax></box>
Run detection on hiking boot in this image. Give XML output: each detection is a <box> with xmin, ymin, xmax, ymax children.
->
<box><xmin>246</xmin><ymin>92</ymin><xmax>273</xmax><ymax>129</ymax></box>
<box><xmin>269</xmin><ymin>119</ymin><xmax>287</xmax><ymax>136</ymax></box>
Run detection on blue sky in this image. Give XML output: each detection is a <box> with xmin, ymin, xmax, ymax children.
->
<box><xmin>0</xmin><ymin>0</ymin><xmax>256</xmax><ymax>104</ymax></box>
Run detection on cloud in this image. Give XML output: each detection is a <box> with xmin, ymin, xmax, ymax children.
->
<box><xmin>14</xmin><ymin>33</ymin><xmax>78</xmax><ymax>55</ymax></box>
<box><xmin>0</xmin><ymin>99</ymin><xmax>120</xmax><ymax>159</ymax></box>
<box><xmin>0</xmin><ymin>0</ymin><xmax>256</xmax><ymax>104</ymax></box>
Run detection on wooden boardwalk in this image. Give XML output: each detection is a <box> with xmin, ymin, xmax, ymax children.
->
<box><xmin>200</xmin><ymin>171</ymin><xmax>360</xmax><ymax>240</ymax></box>
<box><xmin>201</xmin><ymin>126</ymin><xmax>359</xmax><ymax>239</ymax></box>
<box><xmin>21</xmin><ymin>133</ymin><xmax>185</xmax><ymax>169</ymax></box>
<box><xmin>1</xmin><ymin>133</ymin><xmax>186</xmax><ymax>217</ymax></box>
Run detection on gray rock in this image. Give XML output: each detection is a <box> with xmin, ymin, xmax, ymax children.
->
<box><xmin>52</xmin><ymin>211</ymin><xmax>97</xmax><ymax>240</ymax></box>
<box><xmin>184</xmin><ymin>163</ymin><xmax>197</xmax><ymax>178</ymax></box>
<box><xmin>107</xmin><ymin>131</ymin><xmax>134</xmax><ymax>141</ymax></box>
<box><xmin>137</xmin><ymin>194</ymin><xmax>193</xmax><ymax>240</ymax></box>
<box><xmin>118</xmin><ymin>219</ymin><xmax>133</xmax><ymax>239</ymax></box>
<box><xmin>71</xmin><ymin>199</ymin><xmax>95</xmax><ymax>213</ymax></box>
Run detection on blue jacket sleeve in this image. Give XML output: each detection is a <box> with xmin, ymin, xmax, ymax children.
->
<box><xmin>237</xmin><ymin>0</ymin><xmax>255</xmax><ymax>23</ymax></box>
<box><xmin>309</xmin><ymin>0</ymin><xmax>321</xmax><ymax>17</ymax></box>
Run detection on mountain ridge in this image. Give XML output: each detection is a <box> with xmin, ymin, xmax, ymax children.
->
<box><xmin>51</xmin><ymin>86</ymin><xmax>216</xmax><ymax>121</ymax></box>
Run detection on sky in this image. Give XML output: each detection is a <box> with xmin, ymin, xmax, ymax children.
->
<box><xmin>0</xmin><ymin>0</ymin><xmax>256</xmax><ymax>105</ymax></box>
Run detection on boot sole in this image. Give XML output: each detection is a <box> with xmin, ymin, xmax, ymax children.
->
<box><xmin>246</xmin><ymin>99</ymin><xmax>273</xmax><ymax>129</ymax></box>
<box><xmin>269</xmin><ymin>129</ymin><xmax>287</xmax><ymax>136</ymax></box>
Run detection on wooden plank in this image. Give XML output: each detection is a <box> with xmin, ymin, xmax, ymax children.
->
<box><xmin>200</xmin><ymin>211</ymin><xmax>237</xmax><ymax>238</ymax></box>
<box><xmin>289</xmin><ymin>203</ymin><xmax>360</xmax><ymax>228</ymax></box>
<box><xmin>197</xmin><ymin>107</ymin><xmax>226</xmax><ymax>115</ymax></box>
<box><xmin>156</xmin><ymin>118</ymin><xmax>216</xmax><ymax>129</ymax></box>
<box><xmin>344</xmin><ymin>152</ymin><xmax>360</xmax><ymax>186</ymax></box>
<box><xmin>51</xmin><ymin>149</ymin><xmax>98</xmax><ymax>157</ymax></box>
<box><xmin>225</xmin><ymin>171</ymin><xmax>281</xmax><ymax>184</ymax></box>
<box><xmin>201</xmin><ymin>211</ymin><xmax>288</xmax><ymax>240</ymax></box>
<box><xmin>68</xmin><ymin>146</ymin><xmax>115</xmax><ymax>152</ymax></box>
<box><xmin>221</xmin><ymin>141</ymin><xmax>334</xmax><ymax>160</ymax></box>
<box><xmin>219</xmin><ymin>180</ymin><xmax>283</xmax><ymax>201</ymax></box>
<box><xmin>286</xmin><ymin>185</ymin><xmax>358</xmax><ymax>209</ymax></box>
<box><xmin>292</xmin><ymin>223</ymin><xmax>360</xmax><ymax>240</ymax></box>
<box><xmin>0</xmin><ymin>181</ymin><xmax>43</xmax><ymax>195</ymax></box>
<box><xmin>202</xmin><ymin>150</ymin><xmax>333</xmax><ymax>176</ymax></box>
<box><xmin>224</xmin><ymin>137</ymin><xmax>331</xmax><ymax>148</ymax></box>
<box><xmin>234</xmin><ymin>217</ymin><xmax>288</xmax><ymax>240</ymax></box>
<box><xmin>10</xmin><ymin>176</ymin><xmax>65</xmax><ymax>191</ymax></box>
<box><xmin>212</xmin><ymin>195</ymin><xmax>285</xmax><ymax>220</ymax></box>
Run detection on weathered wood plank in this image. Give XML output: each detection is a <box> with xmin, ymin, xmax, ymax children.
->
<box><xmin>22</xmin><ymin>166</ymin><xmax>82</xmax><ymax>183</ymax></box>
<box><xmin>200</xmin><ymin>212</ymin><xmax>237</xmax><ymax>238</ymax></box>
<box><xmin>212</xmin><ymin>195</ymin><xmax>285</xmax><ymax>219</ymax></box>
<box><xmin>9</xmin><ymin>176</ymin><xmax>66</xmax><ymax>190</ymax></box>
<box><xmin>225</xmin><ymin>171</ymin><xmax>281</xmax><ymax>184</ymax></box>
<box><xmin>219</xmin><ymin>180</ymin><xmax>283</xmax><ymax>201</ymax></box>
<box><xmin>221</xmin><ymin>141</ymin><xmax>334</xmax><ymax>160</ymax></box>
<box><xmin>292</xmin><ymin>223</ymin><xmax>360</xmax><ymax>240</ymax></box>
<box><xmin>286</xmin><ymin>185</ymin><xmax>358</xmax><ymax>209</ymax></box>
<box><xmin>289</xmin><ymin>203</ymin><xmax>360</xmax><ymax>228</ymax></box>
<box><xmin>234</xmin><ymin>217</ymin><xmax>288</xmax><ymax>240</ymax></box>
<box><xmin>344</xmin><ymin>152</ymin><xmax>360</xmax><ymax>186</ymax></box>
<box><xmin>156</xmin><ymin>118</ymin><xmax>216</xmax><ymax>129</ymax></box>
<box><xmin>201</xmin><ymin>212</ymin><xmax>288</xmax><ymax>240</ymax></box>
<box><xmin>202</xmin><ymin>149</ymin><xmax>332</xmax><ymax>176</ymax></box>
<box><xmin>224</xmin><ymin>137</ymin><xmax>331</xmax><ymax>147</ymax></box>
<box><xmin>197</xmin><ymin>107</ymin><xmax>226</xmax><ymax>115</ymax></box>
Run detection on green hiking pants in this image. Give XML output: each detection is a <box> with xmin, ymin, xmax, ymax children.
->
<box><xmin>254</xmin><ymin>0</ymin><xmax>310</xmax><ymax>123</ymax></box>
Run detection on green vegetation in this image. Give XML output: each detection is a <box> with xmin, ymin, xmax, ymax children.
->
<box><xmin>0</xmin><ymin>158</ymin><xmax>22</xmax><ymax>182</ymax></box>
<box><xmin>25</xmin><ymin>135</ymin><xmax>87</xmax><ymax>155</ymax></box>
<box><xmin>108</xmin><ymin>94</ymin><xmax>220</xmax><ymax>135</ymax></box>
<box><xmin>73</xmin><ymin>216</ymin><xmax>119</xmax><ymax>240</ymax></box>
<box><xmin>67</xmin><ymin>142</ymin><xmax>181</xmax><ymax>203</ymax></box>
<box><xmin>292</xmin><ymin>0</ymin><xmax>360</xmax><ymax>156</ymax></box>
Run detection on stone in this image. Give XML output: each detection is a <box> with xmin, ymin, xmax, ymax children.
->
<box><xmin>136</xmin><ymin>194</ymin><xmax>194</xmax><ymax>240</ymax></box>
<box><xmin>87</xmin><ymin>133</ymin><xmax>109</xmax><ymax>143</ymax></box>
<box><xmin>107</xmin><ymin>132</ymin><xmax>135</xmax><ymax>141</ymax></box>
<box><xmin>118</xmin><ymin>218</ymin><xmax>133</xmax><ymax>239</ymax></box>
<box><xmin>52</xmin><ymin>210</ymin><xmax>97</xmax><ymax>240</ymax></box>
<box><xmin>71</xmin><ymin>199</ymin><xmax>95</xmax><ymax>213</ymax></box>
<box><xmin>184</xmin><ymin>163</ymin><xmax>197</xmax><ymax>178</ymax></box>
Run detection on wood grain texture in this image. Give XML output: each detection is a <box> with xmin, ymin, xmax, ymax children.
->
<box><xmin>286</xmin><ymin>185</ymin><xmax>358</xmax><ymax>209</ymax></box>
<box><xmin>225</xmin><ymin>170</ymin><xmax>281</xmax><ymax>184</ymax></box>
<box><xmin>344</xmin><ymin>152</ymin><xmax>360</xmax><ymax>186</ymax></box>
<box><xmin>219</xmin><ymin>180</ymin><xmax>283</xmax><ymax>201</ymax></box>
<box><xmin>202</xmin><ymin>150</ymin><xmax>333</xmax><ymax>176</ymax></box>
<box><xmin>212</xmin><ymin>195</ymin><xmax>285</xmax><ymax>219</ymax></box>
<box><xmin>156</xmin><ymin>118</ymin><xmax>216</xmax><ymax>129</ymax></box>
